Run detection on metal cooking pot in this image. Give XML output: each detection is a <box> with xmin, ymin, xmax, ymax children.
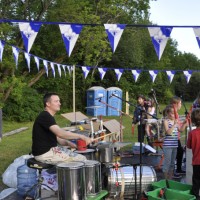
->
<box><xmin>98</xmin><ymin>147</ymin><xmax>113</xmax><ymax>163</ymax></box>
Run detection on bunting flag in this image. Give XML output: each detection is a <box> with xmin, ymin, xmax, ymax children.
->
<box><xmin>24</xmin><ymin>52</ymin><xmax>31</xmax><ymax>72</ymax></box>
<box><xmin>149</xmin><ymin>70</ymin><xmax>158</xmax><ymax>83</ymax></box>
<box><xmin>82</xmin><ymin>66</ymin><xmax>91</xmax><ymax>79</ymax></box>
<box><xmin>43</xmin><ymin>60</ymin><xmax>48</xmax><ymax>76</ymax></box>
<box><xmin>183</xmin><ymin>70</ymin><xmax>193</xmax><ymax>83</ymax></box>
<box><xmin>62</xmin><ymin>65</ymin><xmax>66</xmax><ymax>76</ymax></box>
<box><xmin>98</xmin><ymin>67</ymin><xmax>107</xmax><ymax>80</ymax></box>
<box><xmin>104</xmin><ymin>24</ymin><xmax>126</xmax><ymax>53</ymax></box>
<box><xmin>67</xmin><ymin>65</ymin><xmax>73</xmax><ymax>75</ymax></box>
<box><xmin>166</xmin><ymin>70</ymin><xmax>175</xmax><ymax>83</ymax></box>
<box><xmin>0</xmin><ymin>40</ymin><xmax>5</xmax><ymax>62</ymax></box>
<box><xmin>59</xmin><ymin>24</ymin><xmax>83</xmax><ymax>57</ymax></box>
<box><xmin>193</xmin><ymin>28</ymin><xmax>200</xmax><ymax>48</ymax></box>
<box><xmin>57</xmin><ymin>64</ymin><xmax>61</xmax><ymax>77</ymax></box>
<box><xmin>131</xmin><ymin>69</ymin><xmax>141</xmax><ymax>82</ymax></box>
<box><xmin>12</xmin><ymin>46</ymin><xmax>20</xmax><ymax>68</ymax></box>
<box><xmin>19</xmin><ymin>22</ymin><xmax>41</xmax><ymax>53</ymax></box>
<box><xmin>50</xmin><ymin>62</ymin><xmax>55</xmax><ymax>78</ymax></box>
<box><xmin>34</xmin><ymin>56</ymin><xmax>40</xmax><ymax>71</ymax></box>
<box><xmin>148</xmin><ymin>26</ymin><xmax>173</xmax><ymax>60</ymax></box>
<box><xmin>114</xmin><ymin>68</ymin><xmax>124</xmax><ymax>81</ymax></box>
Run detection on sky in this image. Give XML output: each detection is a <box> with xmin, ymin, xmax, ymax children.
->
<box><xmin>149</xmin><ymin>0</ymin><xmax>200</xmax><ymax>59</ymax></box>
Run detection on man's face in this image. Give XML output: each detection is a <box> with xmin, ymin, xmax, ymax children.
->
<box><xmin>47</xmin><ymin>95</ymin><xmax>61</xmax><ymax>112</ymax></box>
<box><xmin>138</xmin><ymin>97</ymin><xmax>144</xmax><ymax>105</ymax></box>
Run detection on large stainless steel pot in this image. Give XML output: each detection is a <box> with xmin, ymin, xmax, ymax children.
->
<box><xmin>98</xmin><ymin>147</ymin><xmax>113</xmax><ymax>163</ymax></box>
<box><xmin>103</xmin><ymin>164</ymin><xmax>157</xmax><ymax>198</ymax></box>
<box><xmin>83</xmin><ymin>160</ymin><xmax>101</xmax><ymax>197</ymax></box>
<box><xmin>56</xmin><ymin>162</ymin><xmax>86</xmax><ymax>200</ymax></box>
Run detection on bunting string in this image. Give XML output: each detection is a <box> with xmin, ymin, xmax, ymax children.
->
<box><xmin>0</xmin><ymin>20</ymin><xmax>200</xmax><ymax>83</ymax></box>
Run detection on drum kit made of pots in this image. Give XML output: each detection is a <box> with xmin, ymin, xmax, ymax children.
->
<box><xmin>56</xmin><ymin>141</ymin><xmax>157</xmax><ymax>200</ymax></box>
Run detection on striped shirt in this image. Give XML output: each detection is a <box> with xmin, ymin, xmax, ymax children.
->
<box><xmin>163</xmin><ymin>119</ymin><xmax>178</xmax><ymax>148</ymax></box>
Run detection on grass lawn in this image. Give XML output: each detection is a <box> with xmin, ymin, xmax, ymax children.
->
<box><xmin>0</xmin><ymin>102</ymin><xmax>193</xmax><ymax>187</ymax></box>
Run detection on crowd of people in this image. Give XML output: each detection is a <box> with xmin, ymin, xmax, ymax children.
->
<box><xmin>132</xmin><ymin>92</ymin><xmax>200</xmax><ymax>199</ymax></box>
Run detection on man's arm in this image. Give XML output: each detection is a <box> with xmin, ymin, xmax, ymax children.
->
<box><xmin>50</xmin><ymin>124</ymin><xmax>93</xmax><ymax>145</ymax></box>
<box><xmin>57</xmin><ymin>137</ymin><xmax>77</xmax><ymax>148</ymax></box>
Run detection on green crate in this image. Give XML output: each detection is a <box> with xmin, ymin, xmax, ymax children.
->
<box><xmin>151</xmin><ymin>179</ymin><xmax>192</xmax><ymax>194</ymax></box>
<box><xmin>147</xmin><ymin>188</ymin><xmax>196</xmax><ymax>200</ymax></box>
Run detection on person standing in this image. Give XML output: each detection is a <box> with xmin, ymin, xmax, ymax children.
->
<box><xmin>145</xmin><ymin>98</ymin><xmax>156</xmax><ymax>143</ymax></box>
<box><xmin>187</xmin><ymin>108</ymin><xmax>200</xmax><ymax>200</ymax></box>
<box><xmin>162</xmin><ymin>105</ymin><xmax>187</xmax><ymax>179</ymax></box>
<box><xmin>193</xmin><ymin>92</ymin><xmax>200</xmax><ymax>109</ymax></box>
<box><xmin>132</xmin><ymin>94</ymin><xmax>148</xmax><ymax>143</ymax></box>
<box><xmin>32</xmin><ymin>92</ymin><xmax>93</xmax><ymax>164</ymax></box>
<box><xmin>170</xmin><ymin>96</ymin><xmax>188</xmax><ymax>177</ymax></box>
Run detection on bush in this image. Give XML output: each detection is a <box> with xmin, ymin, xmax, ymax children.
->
<box><xmin>3</xmin><ymin>88</ymin><xmax>43</xmax><ymax>122</ymax></box>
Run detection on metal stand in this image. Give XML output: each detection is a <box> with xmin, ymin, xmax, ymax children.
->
<box><xmin>25</xmin><ymin>170</ymin><xmax>56</xmax><ymax>200</ymax></box>
<box><xmin>110</xmin><ymin>93</ymin><xmax>158</xmax><ymax>200</ymax></box>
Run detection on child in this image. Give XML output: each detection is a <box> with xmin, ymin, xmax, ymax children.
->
<box><xmin>187</xmin><ymin>108</ymin><xmax>200</xmax><ymax>200</ymax></box>
<box><xmin>170</xmin><ymin>96</ymin><xmax>188</xmax><ymax>177</ymax></box>
<box><xmin>145</xmin><ymin>98</ymin><xmax>156</xmax><ymax>143</ymax></box>
<box><xmin>132</xmin><ymin>94</ymin><xmax>148</xmax><ymax>142</ymax></box>
<box><xmin>162</xmin><ymin>105</ymin><xmax>187</xmax><ymax>179</ymax></box>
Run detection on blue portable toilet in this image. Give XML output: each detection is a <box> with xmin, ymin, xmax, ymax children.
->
<box><xmin>86</xmin><ymin>86</ymin><xmax>107</xmax><ymax>117</ymax></box>
<box><xmin>107</xmin><ymin>87</ymin><xmax>122</xmax><ymax>116</ymax></box>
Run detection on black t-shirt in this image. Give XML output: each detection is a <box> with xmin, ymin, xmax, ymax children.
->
<box><xmin>32</xmin><ymin>111</ymin><xmax>57</xmax><ymax>156</ymax></box>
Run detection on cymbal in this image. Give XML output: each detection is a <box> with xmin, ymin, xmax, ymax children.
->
<box><xmin>111</xmin><ymin>142</ymin><xmax>132</xmax><ymax>148</ymax></box>
<box><xmin>96</xmin><ymin>141</ymin><xmax>112</xmax><ymax>149</ymax></box>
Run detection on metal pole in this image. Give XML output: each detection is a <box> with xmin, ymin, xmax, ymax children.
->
<box><xmin>0</xmin><ymin>109</ymin><xmax>2</xmax><ymax>141</ymax></box>
<box><xmin>73</xmin><ymin>65</ymin><xmax>76</xmax><ymax>124</ymax></box>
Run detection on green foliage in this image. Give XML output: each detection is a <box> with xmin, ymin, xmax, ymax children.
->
<box><xmin>0</xmin><ymin>0</ymin><xmax>200</xmax><ymax>121</ymax></box>
<box><xmin>3</xmin><ymin>87</ymin><xmax>43</xmax><ymax>121</ymax></box>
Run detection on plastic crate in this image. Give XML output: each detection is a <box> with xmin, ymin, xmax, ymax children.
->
<box><xmin>147</xmin><ymin>188</ymin><xmax>196</xmax><ymax>200</ymax></box>
<box><xmin>151</xmin><ymin>179</ymin><xmax>192</xmax><ymax>194</ymax></box>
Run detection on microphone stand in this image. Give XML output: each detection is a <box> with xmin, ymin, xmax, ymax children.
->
<box><xmin>151</xmin><ymin>90</ymin><xmax>162</xmax><ymax>116</ymax></box>
<box><xmin>98</xmin><ymin>98</ymin><xmax>132</xmax><ymax>142</ymax></box>
<box><xmin>111</xmin><ymin>93</ymin><xmax>158</xmax><ymax>200</ymax></box>
<box><xmin>181</xmin><ymin>97</ymin><xmax>191</xmax><ymax>145</ymax></box>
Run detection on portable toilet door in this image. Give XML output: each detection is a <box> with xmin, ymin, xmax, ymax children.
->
<box><xmin>107</xmin><ymin>87</ymin><xmax>122</xmax><ymax>116</ymax></box>
<box><xmin>86</xmin><ymin>86</ymin><xmax>107</xmax><ymax>117</ymax></box>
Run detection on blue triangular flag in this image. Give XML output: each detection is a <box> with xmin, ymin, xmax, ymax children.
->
<box><xmin>59</xmin><ymin>24</ymin><xmax>83</xmax><ymax>57</ymax></box>
<box><xmin>12</xmin><ymin>46</ymin><xmax>20</xmax><ymax>68</ymax></box>
<box><xmin>104</xmin><ymin>24</ymin><xmax>126</xmax><ymax>53</ymax></box>
<box><xmin>82</xmin><ymin>66</ymin><xmax>91</xmax><ymax>79</ymax></box>
<box><xmin>0</xmin><ymin>40</ymin><xmax>6</xmax><ymax>62</ymax></box>
<box><xmin>43</xmin><ymin>60</ymin><xmax>48</xmax><ymax>76</ymax></box>
<box><xmin>148</xmin><ymin>26</ymin><xmax>173</xmax><ymax>60</ymax></box>
<box><xmin>149</xmin><ymin>70</ymin><xmax>158</xmax><ymax>82</ymax></box>
<box><xmin>62</xmin><ymin>65</ymin><xmax>66</xmax><ymax>77</ymax></box>
<box><xmin>57</xmin><ymin>64</ymin><xmax>61</xmax><ymax>77</ymax></box>
<box><xmin>50</xmin><ymin>62</ymin><xmax>55</xmax><ymax>78</ymax></box>
<box><xmin>19</xmin><ymin>22</ymin><xmax>41</xmax><ymax>53</ymax></box>
<box><xmin>131</xmin><ymin>70</ymin><xmax>141</xmax><ymax>82</ymax></box>
<box><xmin>24</xmin><ymin>52</ymin><xmax>31</xmax><ymax>72</ymax></box>
<box><xmin>114</xmin><ymin>68</ymin><xmax>124</xmax><ymax>81</ymax></box>
<box><xmin>98</xmin><ymin>67</ymin><xmax>107</xmax><ymax>80</ymax></box>
<box><xmin>34</xmin><ymin>56</ymin><xmax>40</xmax><ymax>71</ymax></box>
<box><xmin>183</xmin><ymin>70</ymin><xmax>193</xmax><ymax>83</ymax></box>
<box><xmin>193</xmin><ymin>28</ymin><xmax>200</xmax><ymax>49</ymax></box>
<box><xmin>166</xmin><ymin>70</ymin><xmax>175</xmax><ymax>83</ymax></box>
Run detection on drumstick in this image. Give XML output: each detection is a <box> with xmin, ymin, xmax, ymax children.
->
<box><xmin>173</xmin><ymin>104</ymin><xmax>179</xmax><ymax>120</ymax></box>
<box><xmin>93</xmin><ymin>132</ymin><xmax>117</xmax><ymax>141</ymax></box>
